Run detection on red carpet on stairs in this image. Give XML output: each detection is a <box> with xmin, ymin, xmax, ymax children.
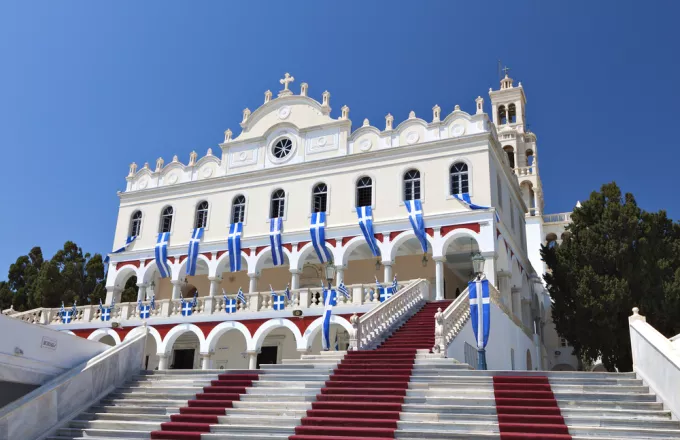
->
<box><xmin>150</xmin><ymin>372</ymin><xmax>260</xmax><ymax>440</ymax></box>
<box><xmin>492</xmin><ymin>376</ymin><xmax>572</xmax><ymax>440</ymax></box>
<box><xmin>289</xmin><ymin>300</ymin><xmax>451</xmax><ymax>440</ymax></box>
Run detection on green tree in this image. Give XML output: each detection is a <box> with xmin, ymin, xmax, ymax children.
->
<box><xmin>0</xmin><ymin>281</ymin><xmax>13</xmax><ymax>311</ymax></box>
<box><xmin>120</xmin><ymin>276</ymin><xmax>139</xmax><ymax>303</ymax></box>
<box><xmin>542</xmin><ymin>182</ymin><xmax>680</xmax><ymax>371</ymax></box>
<box><xmin>7</xmin><ymin>247</ymin><xmax>44</xmax><ymax>310</ymax></box>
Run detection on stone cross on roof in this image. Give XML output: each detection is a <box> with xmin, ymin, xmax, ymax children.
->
<box><xmin>278</xmin><ymin>73</ymin><xmax>295</xmax><ymax>97</ymax></box>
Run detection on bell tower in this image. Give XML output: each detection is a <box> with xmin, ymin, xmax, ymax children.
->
<box><xmin>489</xmin><ymin>69</ymin><xmax>527</xmax><ymax>132</ymax></box>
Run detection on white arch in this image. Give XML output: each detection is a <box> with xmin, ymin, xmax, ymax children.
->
<box><xmin>205</xmin><ymin>321</ymin><xmax>253</xmax><ymax>353</ymax></box>
<box><xmin>140</xmin><ymin>260</ymin><xmax>160</xmax><ymax>284</ymax></box>
<box><xmin>387</xmin><ymin>230</ymin><xmax>434</xmax><ymax>261</ymax></box>
<box><xmin>292</xmin><ymin>241</ymin><xmax>336</xmax><ymax>271</ymax></box>
<box><xmin>301</xmin><ymin>315</ymin><xmax>353</xmax><ymax>350</ymax></box>
<box><xmin>251</xmin><ymin>318</ymin><xmax>304</xmax><ymax>351</ymax></box>
<box><xmin>112</xmin><ymin>264</ymin><xmax>140</xmax><ymax>289</ymax></box>
<box><xmin>159</xmin><ymin>323</ymin><xmax>207</xmax><ymax>354</ymax></box>
<box><xmin>174</xmin><ymin>253</ymin><xmax>212</xmax><ymax>279</ymax></box>
<box><xmin>436</xmin><ymin>228</ymin><xmax>481</xmax><ymax>259</ymax></box>
<box><xmin>213</xmin><ymin>251</ymin><xmax>249</xmax><ymax>278</ymax></box>
<box><xmin>253</xmin><ymin>246</ymin><xmax>293</xmax><ymax>273</ymax></box>
<box><xmin>88</xmin><ymin>328</ymin><xmax>122</xmax><ymax>345</ymax></box>
<box><xmin>124</xmin><ymin>325</ymin><xmax>163</xmax><ymax>349</ymax></box>
<box><xmin>339</xmin><ymin>235</ymin><xmax>386</xmax><ymax>266</ymax></box>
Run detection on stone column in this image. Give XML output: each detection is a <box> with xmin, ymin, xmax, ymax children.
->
<box><xmin>434</xmin><ymin>257</ymin><xmax>445</xmax><ymax>300</ymax></box>
<box><xmin>247</xmin><ymin>350</ymin><xmax>259</xmax><ymax>370</ymax></box>
<box><xmin>248</xmin><ymin>274</ymin><xmax>259</xmax><ymax>294</ymax></box>
<box><xmin>534</xmin><ymin>191</ymin><xmax>541</xmax><ymax>216</ymax></box>
<box><xmin>158</xmin><ymin>354</ymin><xmax>169</xmax><ymax>370</ymax></box>
<box><xmin>511</xmin><ymin>287</ymin><xmax>522</xmax><ymax>320</ymax></box>
<box><xmin>105</xmin><ymin>288</ymin><xmax>121</xmax><ymax>305</ymax></box>
<box><xmin>481</xmin><ymin>251</ymin><xmax>497</xmax><ymax>287</ymax></box>
<box><xmin>209</xmin><ymin>276</ymin><xmax>221</xmax><ymax>297</ymax></box>
<box><xmin>383</xmin><ymin>262</ymin><xmax>393</xmax><ymax>284</ymax></box>
<box><xmin>136</xmin><ymin>283</ymin><xmax>147</xmax><ymax>303</ymax></box>
<box><xmin>336</xmin><ymin>266</ymin><xmax>345</xmax><ymax>285</ymax></box>
<box><xmin>200</xmin><ymin>353</ymin><xmax>212</xmax><ymax>370</ymax></box>
<box><xmin>290</xmin><ymin>269</ymin><xmax>300</xmax><ymax>290</ymax></box>
<box><xmin>171</xmin><ymin>281</ymin><xmax>182</xmax><ymax>300</ymax></box>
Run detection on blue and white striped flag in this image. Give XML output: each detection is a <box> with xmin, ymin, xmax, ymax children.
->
<box><xmin>284</xmin><ymin>284</ymin><xmax>291</xmax><ymax>301</ymax></box>
<box><xmin>227</xmin><ymin>222</ymin><xmax>243</xmax><ymax>272</ymax></box>
<box><xmin>186</xmin><ymin>227</ymin><xmax>204</xmax><ymax>276</ymax></box>
<box><xmin>376</xmin><ymin>276</ymin><xmax>393</xmax><ymax>302</ymax></box>
<box><xmin>139</xmin><ymin>295</ymin><xmax>154</xmax><ymax>319</ymax></box>
<box><xmin>237</xmin><ymin>287</ymin><xmax>247</xmax><ymax>306</ymax></box>
<box><xmin>180</xmin><ymin>293</ymin><xmax>197</xmax><ymax>317</ymax></box>
<box><xmin>310</xmin><ymin>212</ymin><xmax>332</xmax><ymax>263</ymax></box>
<box><xmin>322</xmin><ymin>288</ymin><xmax>338</xmax><ymax>351</ymax></box>
<box><xmin>392</xmin><ymin>274</ymin><xmax>398</xmax><ymax>292</ymax></box>
<box><xmin>405</xmin><ymin>199</ymin><xmax>427</xmax><ymax>253</ymax></box>
<box><xmin>356</xmin><ymin>206</ymin><xmax>380</xmax><ymax>256</ymax></box>
<box><xmin>270</xmin><ymin>285</ymin><xmax>285</xmax><ymax>311</ymax></box>
<box><xmin>104</xmin><ymin>236</ymin><xmax>136</xmax><ymax>264</ymax></box>
<box><xmin>223</xmin><ymin>290</ymin><xmax>237</xmax><ymax>314</ymax></box>
<box><xmin>453</xmin><ymin>193</ymin><xmax>490</xmax><ymax>210</ymax></box>
<box><xmin>155</xmin><ymin>232</ymin><xmax>172</xmax><ymax>278</ymax></box>
<box><xmin>99</xmin><ymin>298</ymin><xmax>114</xmax><ymax>322</ymax></box>
<box><xmin>59</xmin><ymin>302</ymin><xmax>73</xmax><ymax>324</ymax></box>
<box><xmin>469</xmin><ymin>278</ymin><xmax>491</xmax><ymax>350</ymax></box>
<box><xmin>337</xmin><ymin>282</ymin><xmax>350</xmax><ymax>300</ymax></box>
<box><xmin>269</xmin><ymin>217</ymin><xmax>285</xmax><ymax>266</ymax></box>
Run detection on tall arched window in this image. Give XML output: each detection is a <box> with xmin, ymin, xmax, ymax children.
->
<box><xmin>270</xmin><ymin>189</ymin><xmax>285</xmax><ymax>218</ymax></box>
<box><xmin>449</xmin><ymin>163</ymin><xmax>469</xmax><ymax>195</ymax></box>
<box><xmin>312</xmin><ymin>183</ymin><xmax>328</xmax><ymax>213</ymax></box>
<box><xmin>498</xmin><ymin>105</ymin><xmax>507</xmax><ymax>125</ymax></box>
<box><xmin>508</xmin><ymin>103</ymin><xmax>517</xmax><ymax>123</ymax></box>
<box><xmin>159</xmin><ymin>206</ymin><xmax>173</xmax><ymax>233</ymax></box>
<box><xmin>503</xmin><ymin>146</ymin><xmax>515</xmax><ymax>168</ymax></box>
<box><xmin>403</xmin><ymin>169</ymin><xmax>421</xmax><ymax>201</ymax></box>
<box><xmin>356</xmin><ymin>176</ymin><xmax>373</xmax><ymax>207</ymax></box>
<box><xmin>129</xmin><ymin>211</ymin><xmax>142</xmax><ymax>237</ymax></box>
<box><xmin>194</xmin><ymin>201</ymin><xmax>209</xmax><ymax>229</ymax></box>
<box><xmin>232</xmin><ymin>195</ymin><xmax>245</xmax><ymax>223</ymax></box>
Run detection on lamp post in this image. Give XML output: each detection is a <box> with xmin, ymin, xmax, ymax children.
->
<box><xmin>471</xmin><ymin>252</ymin><xmax>488</xmax><ymax>370</ymax></box>
<box><xmin>325</xmin><ymin>264</ymin><xmax>337</xmax><ymax>290</ymax></box>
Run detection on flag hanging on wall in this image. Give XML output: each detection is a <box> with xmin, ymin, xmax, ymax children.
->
<box><xmin>269</xmin><ymin>285</ymin><xmax>286</xmax><ymax>311</ymax></box>
<box><xmin>469</xmin><ymin>278</ymin><xmax>491</xmax><ymax>351</ymax></box>
<box><xmin>237</xmin><ymin>287</ymin><xmax>247</xmax><ymax>306</ymax></box>
<box><xmin>186</xmin><ymin>227</ymin><xmax>204</xmax><ymax>276</ymax></box>
<box><xmin>227</xmin><ymin>222</ymin><xmax>243</xmax><ymax>272</ymax></box>
<box><xmin>405</xmin><ymin>199</ymin><xmax>427</xmax><ymax>253</ymax></box>
<box><xmin>453</xmin><ymin>193</ymin><xmax>490</xmax><ymax>210</ymax></box>
<box><xmin>180</xmin><ymin>293</ymin><xmax>198</xmax><ymax>317</ymax></box>
<box><xmin>322</xmin><ymin>287</ymin><xmax>338</xmax><ymax>351</ymax></box>
<box><xmin>138</xmin><ymin>295</ymin><xmax>155</xmax><ymax>319</ymax></box>
<box><xmin>269</xmin><ymin>217</ymin><xmax>285</xmax><ymax>266</ymax></box>
<box><xmin>59</xmin><ymin>302</ymin><xmax>73</xmax><ymax>324</ymax></box>
<box><xmin>223</xmin><ymin>291</ymin><xmax>237</xmax><ymax>314</ymax></box>
<box><xmin>337</xmin><ymin>282</ymin><xmax>350</xmax><ymax>300</ymax></box>
<box><xmin>310</xmin><ymin>211</ymin><xmax>333</xmax><ymax>263</ymax></box>
<box><xmin>155</xmin><ymin>232</ymin><xmax>172</xmax><ymax>278</ymax></box>
<box><xmin>104</xmin><ymin>236</ymin><xmax>137</xmax><ymax>265</ymax></box>
<box><xmin>99</xmin><ymin>298</ymin><xmax>114</xmax><ymax>322</ymax></box>
<box><xmin>356</xmin><ymin>206</ymin><xmax>380</xmax><ymax>256</ymax></box>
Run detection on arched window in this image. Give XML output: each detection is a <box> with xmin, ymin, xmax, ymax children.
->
<box><xmin>449</xmin><ymin>163</ymin><xmax>469</xmax><ymax>195</ymax></box>
<box><xmin>403</xmin><ymin>169</ymin><xmax>421</xmax><ymax>201</ymax></box>
<box><xmin>270</xmin><ymin>189</ymin><xmax>285</xmax><ymax>218</ymax></box>
<box><xmin>525</xmin><ymin>149</ymin><xmax>534</xmax><ymax>167</ymax></box>
<box><xmin>503</xmin><ymin>146</ymin><xmax>515</xmax><ymax>168</ymax></box>
<box><xmin>129</xmin><ymin>211</ymin><xmax>142</xmax><ymax>237</ymax></box>
<box><xmin>498</xmin><ymin>105</ymin><xmax>507</xmax><ymax>125</ymax></box>
<box><xmin>231</xmin><ymin>195</ymin><xmax>246</xmax><ymax>223</ymax></box>
<box><xmin>356</xmin><ymin>176</ymin><xmax>372</xmax><ymax>207</ymax></box>
<box><xmin>159</xmin><ymin>206</ymin><xmax>174</xmax><ymax>233</ymax></box>
<box><xmin>508</xmin><ymin>103</ymin><xmax>517</xmax><ymax>123</ymax></box>
<box><xmin>312</xmin><ymin>183</ymin><xmax>328</xmax><ymax>213</ymax></box>
<box><xmin>194</xmin><ymin>201</ymin><xmax>209</xmax><ymax>229</ymax></box>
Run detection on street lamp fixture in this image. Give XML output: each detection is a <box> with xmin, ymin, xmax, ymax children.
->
<box><xmin>472</xmin><ymin>252</ymin><xmax>485</xmax><ymax>279</ymax></box>
<box><xmin>324</xmin><ymin>264</ymin><xmax>337</xmax><ymax>289</ymax></box>
<box><xmin>421</xmin><ymin>254</ymin><xmax>428</xmax><ymax>267</ymax></box>
<box><xmin>375</xmin><ymin>258</ymin><xmax>382</xmax><ymax>271</ymax></box>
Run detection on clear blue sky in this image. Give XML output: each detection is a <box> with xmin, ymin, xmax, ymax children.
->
<box><xmin>0</xmin><ymin>1</ymin><xmax>678</xmax><ymax>278</ymax></box>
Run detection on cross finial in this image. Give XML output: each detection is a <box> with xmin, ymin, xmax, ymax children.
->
<box><xmin>280</xmin><ymin>73</ymin><xmax>295</xmax><ymax>90</ymax></box>
<box><xmin>502</xmin><ymin>66</ymin><xmax>511</xmax><ymax>77</ymax></box>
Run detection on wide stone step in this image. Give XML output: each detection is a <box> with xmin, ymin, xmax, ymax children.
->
<box><xmin>88</xmin><ymin>405</ymin><xmax>175</xmax><ymax>415</ymax></box>
<box><xmin>77</xmin><ymin>412</ymin><xmax>171</xmax><ymax>422</ymax></box>
<box><xmin>209</xmin><ymin>424</ymin><xmax>295</xmax><ymax>435</ymax></box>
<box><xmin>403</xmin><ymin>396</ymin><xmax>664</xmax><ymax>410</ymax></box>
<box><xmin>68</xmin><ymin>420</ymin><xmax>161</xmax><ymax>431</ymax></box>
<box><xmin>254</xmin><ymin>380</ymin><xmax>325</xmax><ymax>388</ymax></box>
<box><xmin>226</xmin><ymin>407</ymin><xmax>309</xmax><ymax>417</ymax></box>
<box><xmin>217</xmin><ymin>414</ymin><xmax>301</xmax><ymax>426</ymax></box>
<box><xmin>56</xmin><ymin>427</ymin><xmax>153</xmax><ymax>438</ymax></box>
<box><xmin>232</xmin><ymin>400</ymin><xmax>311</xmax><ymax>410</ymax></box>
<box><xmin>247</xmin><ymin>387</ymin><xmax>320</xmax><ymax>396</ymax></box>
<box><xmin>240</xmin><ymin>394</ymin><xmax>317</xmax><ymax>402</ymax></box>
<box><xmin>100</xmin><ymin>398</ymin><xmax>188</xmax><ymax>407</ymax></box>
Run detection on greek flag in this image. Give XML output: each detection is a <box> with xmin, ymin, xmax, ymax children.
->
<box><xmin>99</xmin><ymin>298</ymin><xmax>114</xmax><ymax>322</ymax></box>
<box><xmin>405</xmin><ymin>199</ymin><xmax>427</xmax><ymax>253</ymax></box>
<box><xmin>180</xmin><ymin>293</ymin><xmax>198</xmax><ymax>317</ymax></box>
<box><xmin>310</xmin><ymin>212</ymin><xmax>332</xmax><ymax>263</ymax></box>
<box><xmin>237</xmin><ymin>287</ymin><xmax>247</xmax><ymax>306</ymax></box>
<box><xmin>138</xmin><ymin>295</ymin><xmax>154</xmax><ymax>319</ymax></box>
<box><xmin>284</xmin><ymin>284</ymin><xmax>291</xmax><ymax>301</ymax></box>
<box><xmin>337</xmin><ymin>282</ymin><xmax>350</xmax><ymax>300</ymax></box>
<box><xmin>392</xmin><ymin>274</ymin><xmax>398</xmax><ymax>292</ymax></box>
<box><xmin>104</xmin><ymin>235</ymin><xmax>136</xmax><ymax>264</ymax></box>
<box><xmin>269</xmin><ymin>217</ymin><xmax>285</xmax><ymax>266</ymax></box>
<box><xmin>59</xmin><ymin>302</ymin><xmax>72</xmax><ymax>324</ymax></box>
<box><xmin>322</xmin><ymin>288</ymin><xmax>337</xmax><ymax>351</ymax></box>
<box><xmin>356</xmin><ymin>206</ymin><xmax>380</xmax><ymax>256</ymax></box>
<box><xmin>376</xmin><ymin>276</ymin><xmax>394</xmax><ymax>302</ymax></box>
<box><xmin>334</xmin><ymin>333</ymin><xmax>339</xmax><ymax>351</ymax></box>
<box><xmin>270</xmin><ymin>285</ymin><xmax>285</xmax><ymax>311</ymax></box>
<box><xmin>469</xmin><ymin>279</ymin><xmax>491</xmax><ymax>350</ymax></box>
<box><xmin>227</xmin><ymin>222</ymin><xmax>243</xmax><ymax>272</ymax></box>
<box><xmin>453</xmin><ymin>193</ymin><xmax>490</xmax><ymax>210</ymax></box>
<box><xmin>186</xmin><ymin>227</ymin><xmax>204</xmax><ymax>276</ymax></box>
<box><xmin>223</xmin><ymin>291</ymin><xmax>237</xmax><ymax>314</ymax></box>
<box><xmin>155</xmin><ymin>232</ymin><xmax>172</xmax><ymax>278</ymax></box>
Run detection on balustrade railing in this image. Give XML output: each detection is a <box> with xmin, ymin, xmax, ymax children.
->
<box><xmin>349</xmin><ymin>279</ymin><xmax>429</xmax><ymax>351</ymax></box>
<box><xmin>542</xmin><ymin>212</ymin><xmax>572</xmax><ymax>224</ymax></box>
<box><xmin>5</xmin><ymin>281</ymin><xmax>405</xmax><ymax>327</ymax></box>
<box><xmin>515</xmin><ymin>166</ymin><xmax>534</xmax><ymax>176</ymax></box>
<box><xmin>433</xmin><ymin>287</ymin><xmax>470</xmax><ymax>353</ymax></box>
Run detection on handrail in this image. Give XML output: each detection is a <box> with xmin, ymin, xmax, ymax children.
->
<box><xmin>349</xmin><ymin>279</ymin><xmax>429</xmax><ymax>350</ymax></box>
<box><xmin>433</xmin><ymin>287</ymin><xmax>470</xmax><ymax>353</ymax></box>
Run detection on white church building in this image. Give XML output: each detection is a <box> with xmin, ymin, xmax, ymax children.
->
<box><xmin>6</xmin><ymin>72</ymin><xmax>578</xmax><ymax>372</ymax></box>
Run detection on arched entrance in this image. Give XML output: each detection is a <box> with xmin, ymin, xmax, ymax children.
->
<box><xmin>441</xmin><ymin>234</ymin><xmax>480</xmax><ymax>299</ymax></box>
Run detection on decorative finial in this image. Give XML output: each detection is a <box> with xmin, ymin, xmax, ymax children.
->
<box><xmin>155</xmin><ymin>157</ymin><xmax>164</xmax><ymax>172</ymax></box>
<box><xmin>363</xmin><ymin>118</ymin><xmax>370</xmax><ymax>127</ymax></box>
<box><xmin>128</xmin><ymin>162</ymin><xmax>138</xmax><ymax>177</ymax></box>
<box><xmin>632</xmin><ymin>307</ymin><xmax>639</xmax><ymax>315</ymax></box>
<box><xmin>224</xmin><ymin>129</ymin><xmax>232</xmax><ymax>143</ymax></box>
<box><xmin>278</xmin><ymin>73</ymin><xmax>295</xmax><ymax>97</ymax></box>
<box><xmin>454</xmin><ymin>104</ymin><xmax>461</xmax><ymax>112</ymax></box>
<box><xmin>432</xmin><ymin>105</ymin><xmax>441</xmax><ymax>122</ymax></box>
<box><xmin>385</xmin><ymin>113</ymin><xmax>393</xmax><ymax>131</ymax></box>
<box><xmin>475</xmin><ymin>96</ymin><xmax>484</xmax><ymax>115</ymax></box>
<box><xmin>300</xmin><ymin>83</ymin><xmax>308</xmax><ymax>97</ymax></box>
<box><xmin>172</xmin><ymin>155</ymin><xmax>178</xmax><ymax>163</ymax></box>
<box><xmin>189</xmin><ymin>151</ymin><xmax>197</xmax><ymax>166</ymax></box>
<box><xmin>341</xmin><ymin>105</ymin><xmax>349</xmax><ymax>120</ymax></box>
<box><xmin>264</xmin><ymin>90</ymin><xmax>272</xmax><ymax>104</ymax></box>
<box><xmin>143</xmin><ymin>162</ymin><xmax>149</xmax><ymax>170</ymax></box>
<box><xmin>206</xmin><ymin>148</ymin><xmax>213</xmax><ymax>156</ymax></box>
<box><xmin>242</xmin><ymin>108</ymin><xmax>251</xmax><ymax>123</ymax></box>
<box><xmin>408</xmin><ymin>110</ymin><xmax>416</xmax><ymax>119</ymax></box>
<box><xmin>322</xmin><ymin>90</ymin><xmax>330</xmax><ymax>108</ymax></box>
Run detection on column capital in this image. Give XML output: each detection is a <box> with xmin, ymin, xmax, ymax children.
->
<box><xmin>481</xmin><ymin>251</ymin><xmax>497</xmax><ymax>259</ymax></box>
<box><xmin>246</xmin><ymin>349</ymin><xmax>260</xmax><ymax>355</ymax></box>
<box><xmin>171</xmin><ymin>279</ymin><xmax>183</xmax><ymax>286</ymax></box>
<box><xmin>136</xmin><ymin>282</ymin><xmax>148</xmax><ymax>288</ymax></box>
<box><xmin>433</xmin><ymin>256</ymin><xmax>446</xmax><ymax>263</ymax></box>
<box><xmin>208</xmin><ymin>275</ymin><xmax>222</xmax><ymax>282</ymax></box>
<box><xmin>248</xmin><ymin>273</ymin><xmax>259</xmax><ymax>279</ymax></box>
<box><xmin>381</xmin><ymin>260</ymin><xmax>393</xmax><ymax>266</ymax></box>
<box><xmin>289</xmin><ymin>268</ymin><xmax>300</xmax><ymax>275</ymax></box>
<box><xmin>199</xmin><ymin>352</ymin><xmax>213</xmax><ymax>358</ymax></box>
